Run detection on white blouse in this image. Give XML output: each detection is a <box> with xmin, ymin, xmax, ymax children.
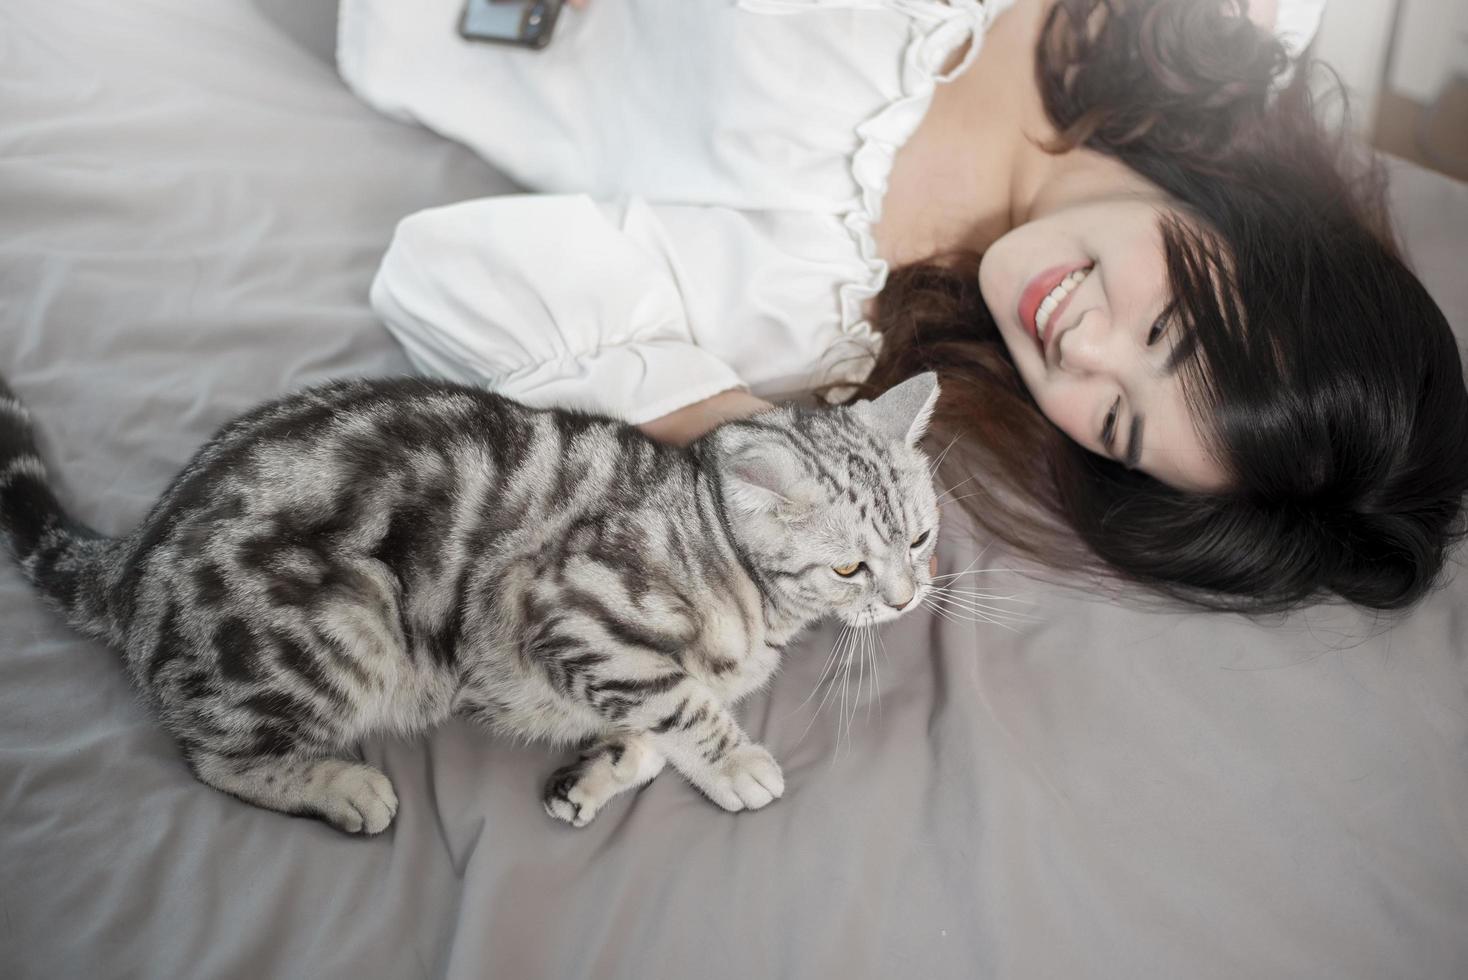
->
<box><xmin>338</xmin><ymin>0</ymin><xmax>1325</xmax><ymax>424</ymax></box>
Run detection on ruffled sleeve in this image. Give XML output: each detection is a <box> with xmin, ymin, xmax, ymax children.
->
<box><xmin>371</xmin><ymin>195</ymin><xmax>746</xmax><ymax>424</ymax></box>
<box><xmin>371</xmin><ymin>194</ymin><xmax>872</xmax><ymax>423</ymax></box>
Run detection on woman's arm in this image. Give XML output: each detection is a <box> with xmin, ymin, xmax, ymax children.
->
<box><xmin>370</xmin><ymin>194</ymin><xmax>749</xmax><ymax>425</ymax></box>
<box><xmin>639</xmin><ymin>389</ymin><xmax>774</xmax><ymax>445</ymax></box>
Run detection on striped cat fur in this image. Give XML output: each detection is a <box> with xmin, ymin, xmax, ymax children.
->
<box><xmin>0</xmin><ymin>372</ymin><xmax>940</xmax><ymax>833</ymax></box>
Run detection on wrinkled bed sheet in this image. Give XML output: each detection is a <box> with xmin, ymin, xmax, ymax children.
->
<box><xmin>1</xmin><ymin>2</ymin><xmax>1465</xmax><ymax>977</ymax></box>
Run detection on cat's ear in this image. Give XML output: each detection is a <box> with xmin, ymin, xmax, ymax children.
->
<box><xmin>722</xmin><ymin>439</ymin><xmax>813</xmax><ymax>517</ymax></box>
<box><xmin>855</xmin><ymin>372</ymin><xmax>940</xmax><ymax>447</ymax></box>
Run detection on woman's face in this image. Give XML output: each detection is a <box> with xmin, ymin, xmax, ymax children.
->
<box><xmin>979</xmin><ymin>175</ymin><xmax>1231</xmax><ymax>493</ymax></box>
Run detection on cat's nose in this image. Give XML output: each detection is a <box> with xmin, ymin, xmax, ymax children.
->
<box><xmin>886</xmin><ymin>598</ymin><xmax>910</xmax><ymax>611</ymax></box>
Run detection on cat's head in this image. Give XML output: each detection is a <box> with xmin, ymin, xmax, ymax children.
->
<box><xmin>713</xmin><ymin>373</ymin><xmax>942</xmax><ymax>628</ymax></box>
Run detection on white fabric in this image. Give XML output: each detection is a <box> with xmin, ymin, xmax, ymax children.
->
<box><xmin>339</xmin><ymin>0</ymin><xmax>1327</xmax><ymax>424</ymax></box>
<box><xmin>340</xmin><ymin>0</ymin><xmax>1001</xmax><ymax>421</ymax></box>
<box><xmin>371</xmin><ymin>196</ymin><xmax>871</xmax><ymax>421</ymax></box>
<box><xmin>1271</xmin><ymin>0</ymin><xmax>1327</xmax><ymax>58</ymax></box>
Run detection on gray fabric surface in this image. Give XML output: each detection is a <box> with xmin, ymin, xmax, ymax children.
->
<box><xmin>2</xmin><ymin>1</ymin><xmax>1465</xmax><ymax>977</ymax></box>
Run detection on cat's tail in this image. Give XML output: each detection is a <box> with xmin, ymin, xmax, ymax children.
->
<box><xmin>0</xmin><ymin>377</ymin><xmax>121</xmax><ymax>643</ymax></box>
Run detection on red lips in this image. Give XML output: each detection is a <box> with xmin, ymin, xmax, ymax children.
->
<box><xmin>1018</xmin><ymin>264</ymin><xmax>1088</xmax><ymax>353</ymax></box>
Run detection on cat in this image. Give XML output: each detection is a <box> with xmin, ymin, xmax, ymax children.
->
<box><xmin>0</xmin><ymin>371</ymin><xmax>940</xmax><ymax>834</ymax></box>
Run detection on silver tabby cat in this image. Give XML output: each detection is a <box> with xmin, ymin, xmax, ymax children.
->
<box><xmin>0</xmin><ymin>372</ymin><xmax>940</xmax><ymax>834</ymax></box>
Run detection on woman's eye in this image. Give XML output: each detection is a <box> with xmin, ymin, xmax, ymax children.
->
<box><xmin>1101</xmin><ymin>397</ymin><xmax>1120</xmax><ymax>446</ymax></box>
<box><xmin>833</xmin><ymin>561</ymin><xmax>865</xmax><ymax>578</ymax></box>
<box><xmin>910</xmin><ymin>530</ymin><xmax>930</xmax><ymax>549</ymax></box>
<box><xmin>1147</xmin><ymin>311</ymin><xmax>1169</xmax><ymax>345</ymax></box>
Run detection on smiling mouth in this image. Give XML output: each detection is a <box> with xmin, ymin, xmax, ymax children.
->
<box><xmin>1018</xmin><ymin>264</ymin><xmax>1092</xmax><ymax>358</ymax></box>
<box><xmin>1036</xmin><ymin>267</ymin><xmax>1090</xmax><ymax>337</ymax></box>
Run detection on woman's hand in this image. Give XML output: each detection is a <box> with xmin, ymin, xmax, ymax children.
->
<box><xmin>639</xmin><ymin>389</ymin><xmax>773</xmax><ymax>446</ymax></box>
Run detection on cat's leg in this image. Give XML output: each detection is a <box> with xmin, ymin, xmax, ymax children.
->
<box><xmin>542</xmin><ymin>733</ymin><xmax>667</xmax><ymax>828</ymax></box>
<box><xmin>188</xmin><ymin>748</ymin><xmax>399</xmax><ymax>835</ymax></box>
<box><xmin>636</xmin><ymin>682</ymin><xmax>784</xmax><ymax>813</ymax></box>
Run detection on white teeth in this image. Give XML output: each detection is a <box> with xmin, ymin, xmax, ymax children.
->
<box><xmin>1035</xmin><ymin>267</ymin><xmax>1089</xmax><ymax>338</ymax></box>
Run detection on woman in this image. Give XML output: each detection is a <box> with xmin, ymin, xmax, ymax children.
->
<box><xmin>338</xmin><ymin>0</ymin><xmax>1468</xmax><ymax>612</ymax></box>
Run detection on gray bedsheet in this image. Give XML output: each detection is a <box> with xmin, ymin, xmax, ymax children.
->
<box><xmin>2</xmin><ymin>1</ymin><xmax>1465</xmax><ymax>977</ymax></box>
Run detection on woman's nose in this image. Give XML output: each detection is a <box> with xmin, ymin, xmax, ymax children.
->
<box><xmin>1057</xmin><ymin>315</ymin><xmax>1120</xmax><ymax>375</ymax></box>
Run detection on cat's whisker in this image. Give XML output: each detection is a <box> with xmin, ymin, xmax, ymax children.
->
<box><xmin>938</xmin><ymin>491</ymin><xmax>984</xmax><ymax>509</ymax></box>
<box><xmin>928</xmin><ymin>585</ymin><xmax>1038</xmax><ymax>609</ymax></box>
<box><xmin>804</xmin><ymin>624</ymin><xmax>857</xmax><ymax>757</ymax></box>
<box><xmin>844</xmin><ymin>623</ymin><xmax>871</xmax><ymax>750</ymax></box>
<box><xmin>800</xmin><ymin>689</ymin><xmax>835</xmax><ymax>755</ymax></box>
<box><xmin>927</xmin><ymin>435</ymin><xmax>960</xmax><ymax>475</ymax></box>
<box><xmin>931</xmin><ymin>607</ymin><xmax>1026</xmax><ymax>631</ymax></box>
<box><xmin>925</xmin><ymin>552</ymin><xmax>1027</xmax><ymax>611</ymax></box>
<box><xmin>795</xmin><ymin>627</ymin><xmax>856</xmax><ymax>748</ymax></box>
<box><xmin>935</xmin><ymin>549</ymin><xmax>988</xmax><ymax>583</ymax></box>
<box><xmin>926</xmin><ymin>593</ymin><xmax>1037</xmax><ymax>627</ymax></box>
<box><xmin>923</xmin><ymin>593</ymin><xmax>1024</xmax><ymax>632</ymax></box>
<box><xmin>921</xmin><ymin>592</ymin><xmax>966</xmax><ymax>621</ymax></box>
<box><xmin>832</xmin><ymin>633</ymin><xmax>854</xmax><ymax>761</ymax></box>
<box><xmin>928</xmin><ymin>589</ymin><xmax>1041</xmax><ymax>620</ymax></box>
<box><xmin>929</xmin><ymin>579</ymin><xmax>1031</xmax><ymax>601</ymax></box>
<box><xmin>935</xmin><ymin>473</ymin><xmax>978</xmax><ymax>503</ymax></box>
<box><xmin>842</xmin><ymin>626</ymin><xmax>861</xmax><ymax>750</ymax></box>
<box><xmin>807</xmin><ymin>625</ymin><xmax>850</xmax><ymax>703</ymax></box>
<box><xmin>921</xmin><ymin>597</ymin><xmax>969</xmax><ymax>629</ymax></box>
<box><xmin>864</xmin><ymin>627</ymin><xmax>882</xmax><ymax>723</ymax></box>
<box><xmin>859</xmin><ymin>626</ymin><xmax>875</xmax><ymax>725</ymax></box>
<box><xmin>791</xmin><ymin>624</ymin><xmax>851</xmax><ymax>733</ymax></box>
<box><xmin>929</xmin><ymin>568</ymin><xmax>1024</xmax><ymax>580</ymax></box>
<box><xmin>927</xmin><ymin>606</ymin><xmax>1018</xmax><ymax>632</ymax></box>
<box><xmin>874</xmin><ymin>623</ymin><xmax>893</xmax><ymax>671</ymax></box>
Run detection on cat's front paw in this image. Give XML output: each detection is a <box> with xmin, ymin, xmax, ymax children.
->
<box><xmin>542</xmin><ymin>737</ymin><xmax>668</xmax><ymax>828</ymax></box>
<box><xmin>543</xmin><ymin>764</ymin><xmax>601</xmax><ymax>828</ymax></box>
<box><xmin>699</xmin><ymin>743</ymin><xmax>785</xmax><ymax>813</ymax></box>
<box><xmin>317</xmin><ymin>763</ymin><xmax>399</xmax><ymax>835</ymax></box>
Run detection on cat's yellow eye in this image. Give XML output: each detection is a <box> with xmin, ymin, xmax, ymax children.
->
<box><xmin>911</xmin><ymin>530</ymin><xmax>930</xmax><ymax>549</ymax></box>
<box><xmin>833</xmin><ymin>561</ymin><xmax>864</xmax><ymax>578</ymax></box>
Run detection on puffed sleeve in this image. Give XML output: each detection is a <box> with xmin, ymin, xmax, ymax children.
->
<box><xmin>370</xmin><ymin>194</ymin><xmax>749</xmax><ymax>424</ymax></box>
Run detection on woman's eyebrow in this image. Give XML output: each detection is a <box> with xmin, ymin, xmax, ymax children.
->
<box><xmin>1162</xmin><ymin>342</ymin><xmax>1191</xmax><ymax>376</ymax></box>
<box><xmin>1124</xmin><ymin>415</ymin><xmax>1144</xmax><ymax>469</ymax></box>
<box><xmin>1102</xmin><ymin>412</ymin><xmax>1144</xmax><ymax>469</ymax></box>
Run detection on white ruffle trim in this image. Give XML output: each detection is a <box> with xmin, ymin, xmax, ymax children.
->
<box><xmin>739</xmin><ymin>0</ymin><xmax>1014</xmax><ymax>384</ymax></box>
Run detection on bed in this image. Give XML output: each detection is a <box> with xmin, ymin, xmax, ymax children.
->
<box><xmin>2</xmin><ymin>1</ymin><xmax>1465</xmax><ymax>977</ymax></box>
